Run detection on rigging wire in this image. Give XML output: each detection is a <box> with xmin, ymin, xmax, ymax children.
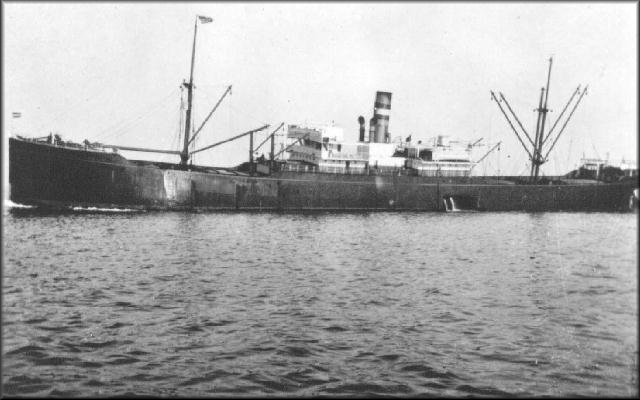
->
<box><xmin>497</xmin><ymin>144</ymin><xmax>501</xmax><ymax>177</ymax></box>
<box><xmin>100</xmin><ymin>102</ymin><xmax>175</xmax><ymax>145</ymax></box>
<box><xmin>189</xmin><ymin>87</ymin><xmax>197</xmax><ymax>165</ymax></box>
<box><xmin>98</xmin><ymin>93</ymin><xmax>179</xmax><ymax>145</ymax></box>
<box><xmin>160</xmin><ymin>91</ymin><xmax>184</xmax><ymax>163</ymax></box>
<box><xmin>36</xmin><ymin>22</ymin><xmax>196</xmax><ymax>137</ymax></box>
<box><xmin>35</xmin><ymin>95</ymin><xmax>102</xmax><ymax>135</ymax></box>
<box><xmin>567</xmin><ymin>135</ymin><xmax>574</xmax><ymax>171</ymax></box>
<box><xmin>34</xmin><ymin>74</ymin><xmax>123</xmax><ymax>135</ymax></box>
<box><xmin>96</xmin><ymin>88</ymin><xmax>179</xmax><ymax>142</ymax></box>
<box><xmin>177</xmin><ymin>84</ymin><xmax>185</xmax><ymax>152</ymax></box>
<box><xmin>96</xmin><ymin>22</ymin><xmax>196</xmax><ymax>143</ymax></box>
<box><xmin>226</xmin><ymin>100</ymin><xmax>279</xmax><ymax>162</ymax></box>
<box><xmin>229</xmin><ymin>84</ymin><xmax>234</xmax><ymax>137</ymax></box>
<box><xmin>98</xmin><ymin>88</ymin><xmax>177</xmax><ymax>139</ymax></box>
<box><xmin>227</xmin><ymin>103</ymin><xmax>272</xmax><ymax>130</ymax></box>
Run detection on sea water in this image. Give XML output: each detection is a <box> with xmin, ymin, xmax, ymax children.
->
<box><xmin>2</xmin><ymin>208</ymin><xmax>637</xmax><ymax>396</ymax></box>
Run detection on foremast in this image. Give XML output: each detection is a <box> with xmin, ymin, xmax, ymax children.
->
<box><xmin>79</xmin><ymin>15</ymin><xmax>272</xmax><ymax>168</ymax></box>
<box><xmin>181</xmin><ymin>15</ymin><xmax>212</xmax><ymax>165</ymax></box>
<box><xmin>175</xmin><ymin>15</ymin><xmax>270</xmax><ymax>171</ymax></box>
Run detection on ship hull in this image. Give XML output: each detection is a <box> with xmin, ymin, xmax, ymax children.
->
<box><xmin>9</xmin><ymin>138</ymin><xmax>637</xmax><ymax>212</ymax></box>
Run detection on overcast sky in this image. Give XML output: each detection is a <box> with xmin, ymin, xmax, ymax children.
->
<box><xmin>2</xmin><ymin>2</ymin><xmax>637</xmax><ymax>193</ymax></box>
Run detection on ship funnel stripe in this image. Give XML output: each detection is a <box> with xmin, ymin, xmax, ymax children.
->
<box><xmin>369</xmin><ymin>91</ymin><xmax>392</xmax><ymax>143</ymax></box>
<box><xmin>374</xmin><ymin>108</ymin><xmax>390</xmax><ymax>116</ymax></box>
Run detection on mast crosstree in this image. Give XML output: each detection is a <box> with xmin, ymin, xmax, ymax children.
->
<box><xmin>490</xmin><ymin>57</ymin><xmax>588</xmax><ymax>182</ymax></box>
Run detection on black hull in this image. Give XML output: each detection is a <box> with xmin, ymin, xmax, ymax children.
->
<box><xmin>9</xmin><ymin>137</ymin><xmax>638</xmax><ymax>212</ymax></box>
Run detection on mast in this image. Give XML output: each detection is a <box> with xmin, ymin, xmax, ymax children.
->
<box><xmin>180</xmin><ymin>15</ymin><xmax>212</xmax><ymax>165</ymax></box>
<box><xmin>533</xmin><ymin>57</ymin><xmax>553</xmax><ymax>181</ymax></box>
<box><xmin>181</xmin><ymin>16</ymin><xmax>198</xmax><ymax>165</ymax></box>
<box><xmin>530</xmin><ymin>87</ymin><xmax>545</xmax><ymax>181</ymax></box>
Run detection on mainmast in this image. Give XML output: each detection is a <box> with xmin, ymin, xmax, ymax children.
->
<box><xmin>181</xmin><ymin>15</ymin><xmax>212</xmax><ymax>165</ymax></box>
<box><xmin>490</xmin><ymin>57</ymin><xmax>588</xmax><ymax>182</ymax></box>
<box><xmin>531</xmin><ymin>57</ymin><xmax>553</xmax><ymax>181</ymax></box>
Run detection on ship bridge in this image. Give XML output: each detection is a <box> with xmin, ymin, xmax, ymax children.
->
<box><xmin>285</xmin><ymin>124</ymin><xmax>475</xmax><ymax>176</ymax></box>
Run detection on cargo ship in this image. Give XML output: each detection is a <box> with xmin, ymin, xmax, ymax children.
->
<box><xmin>8</xmin><ymin>16</ymin><xmax>638</xmax><ymax>212</ymax></box>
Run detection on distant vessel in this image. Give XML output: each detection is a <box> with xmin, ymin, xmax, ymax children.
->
<box><xmin>8</xmin><ymin>16</ymin><xmax>638</xmax><ymax>212</ymax></box>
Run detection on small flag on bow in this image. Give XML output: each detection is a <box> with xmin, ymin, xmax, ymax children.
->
<box><xmin>198</xmin><ymin>15</ymin><xmax>213</xmax><ymax>24</ymax></box>
<box><xmin>12</xmin><ymin>112</ymin><xmax>21</xmax><ymax>118</ymax></box>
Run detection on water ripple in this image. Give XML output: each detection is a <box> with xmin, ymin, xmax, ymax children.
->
<box><xmin>2</xmin><ymin>211</ymin><xmax>637</xmax><ymax>397</ymax></box>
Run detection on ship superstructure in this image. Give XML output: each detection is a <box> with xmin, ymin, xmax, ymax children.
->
<box><xmin>284</xmin><ymin>92</ymin><xmax>475</xmax><ymax>177</ymax></box>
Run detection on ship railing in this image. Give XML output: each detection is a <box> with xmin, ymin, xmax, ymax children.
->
<box><xmin>415</xmin><ymin>169</ymin><xmax>471</xmax><ymax>177</ymax></box>
<box><xmin>24</xmin><ymin>135</ymin><xmax>109</xmax><ymax>153</ymax></box>
<box><xmin>281</xmin><ymin>163</ymin><xmax>419</xmax><ymax>176</ymax></box>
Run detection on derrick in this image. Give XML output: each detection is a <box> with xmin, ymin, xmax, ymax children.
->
<box><xmin>490</xmin><ymin>57</ymin><xmax>588</xmax><ymax>182</ymax></box>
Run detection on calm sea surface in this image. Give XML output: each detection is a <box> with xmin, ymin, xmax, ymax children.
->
<box><xmin>2</xmin><ymin>208</ymin><xmax>637</xmax><ymax>397</ymax></box>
